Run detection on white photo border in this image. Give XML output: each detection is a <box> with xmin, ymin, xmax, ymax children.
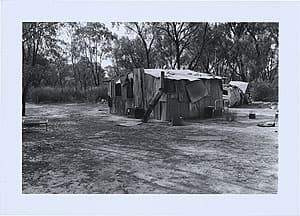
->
<box><xmin>0</xmin><ymin>1</ymin><xmax>299</xmax><ymax>215</ymax></box>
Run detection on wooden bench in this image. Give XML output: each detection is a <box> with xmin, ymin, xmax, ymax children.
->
<box><xmin>22</xmin><ymin>119</ymin><xmax>48</xmax><ymax>131</ymax></box>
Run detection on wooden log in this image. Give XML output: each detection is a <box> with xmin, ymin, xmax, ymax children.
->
<box><xmin>142</xmin><ymin>89</ymin><xmax>164</xmax><ymax>123</ymax></box>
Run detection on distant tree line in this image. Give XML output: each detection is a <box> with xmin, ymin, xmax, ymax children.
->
<box><xmin>113</xmin><ymin>22</ymin><xmax>278</xmax><ymax>82</ymax></box>
<box><xmin>22</xmin><ymin>22</ymin><xmax>278</xmax><ymax>115</ymax></box>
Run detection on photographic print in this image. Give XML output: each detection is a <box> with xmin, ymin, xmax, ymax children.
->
<box><xmin>22</xmin><ymin>22</ymin><xmax>279</xmax><ymax>194</ymax></box>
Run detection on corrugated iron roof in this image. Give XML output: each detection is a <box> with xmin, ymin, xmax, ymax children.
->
<box><xmin>144</xmin><ymin>69</ymin><xmax>222</xmax><ymax>81</ymax></box>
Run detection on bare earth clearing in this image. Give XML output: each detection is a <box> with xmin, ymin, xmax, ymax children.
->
<box><xmin>22</xmin><ymin>103</ymin><xmax>278</xmax><ymax>194</ymax></box>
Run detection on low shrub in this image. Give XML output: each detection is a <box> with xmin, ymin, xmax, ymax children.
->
<box><xmin>251</xmin><ymin>81</ymin><xmax>278</xmax><ymax>102</ymax></box>
<box><xmin>85</xmin><ymin>86</ymin><xmax>108</xmax><ymax>103</ymax></box>
<box><xmin>27</xmin><ymin>86</ymin><xmax>108</xmax><ymax>104</ymax></box>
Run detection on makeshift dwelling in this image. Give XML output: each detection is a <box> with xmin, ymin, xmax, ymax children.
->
<box><xmin>229</xmin><ymin>81</ymin><xmax>248</xmax><ymax>94</ymax></box>
<box><xmin>222</xmin><ymin>81</ymin><xmax>249</xmax><ymax>107</ymax></box>
<box><xmin>108</xmin><ymin>68</ymin><xmax>223</xmax><ymax>121</ymax></box>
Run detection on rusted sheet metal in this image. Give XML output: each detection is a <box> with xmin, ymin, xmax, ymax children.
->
<box><xmin>144</xmin><ymin>69</ymin><xmax>222</xmax><ymax>81</ymax></box>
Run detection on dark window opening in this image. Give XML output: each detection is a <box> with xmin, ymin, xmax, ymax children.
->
<box><xmin>115</xmin><ymin>83</ymin><xmax>121</xmax><ymax>96</ymax></box>
<box><xmin>127</xmin><ymin>78</ymin><xmax>133</xmax><ymax>98</ymax></box>
<box><xmin>223</xmin><ymin>90</ymin><xmax>228</xmax><ymax>95</ymax></box>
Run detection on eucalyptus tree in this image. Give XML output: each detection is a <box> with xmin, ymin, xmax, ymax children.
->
<box><xmin>245</xmin><ymin>22</ymin><xmax>278</xmax><ymax>81</ymax></box>
<box><xmin>157</xmin><ymin>22</ymin><xmax>200</xmax><ymax>69</ymax></box>
<box><xmin>71</xmin><ymin>22</ymin><xmax>115</xmax><ymax>87</ymax></box>
<box><xmin>112</xmin><ymin>36</ymin><xmax>145</xmax><ymax>73</ymax></box>
<box><xmin>124</xmin><ymin>22</ymin><xmax>159</xmax><ymax>68</ymax></box>
<box><xmin>186</xmin><ymin>22</ymin><xmax>209</xmax><ymax>71</ymax></box>
<box><xmin>22</xmin><ymin>22</ymin><xmax>62</xmax><ymax>115</ymax></box>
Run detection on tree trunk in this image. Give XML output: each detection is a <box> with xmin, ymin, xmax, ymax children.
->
<box><xmin>146</xmin><ymin>50</ymin><xmax>150</xmax><ymax>68</ymax></box>
<box><xmin>22</xmin><ymin>98</ymin><xmax>26</xmax><ymax>116</ymax></box>
<box><xmin>22</xmin><ymin>84</ymin><xmax>29</xmax><ymax>116</ymax></box>
<box><xmin>95</xmin><ymin>44</ymin><xmax>99</xmax><ymax>86</ymax></box>
<box><xmin>175</xmin><ymin>42</ymin><xmax>181</xmax><ymax>69</ymax></box>
<box><xmin>22</xmin><ymin>35</ymin><xmax>37</xmax><ymax>116</ymax></box>
<box><xmin>189</xmin><ymin>23</ymin><xmax>208</xmax><ymax>70</ymax></box>
<box><xmin>71</xmin><ymin>56</ymin><xmax>78</xmax><ymax>91</ymax></box>
<box><xmin>141</xmin><ymin>39</ymin><xmax>150</xmax><ymax>68</ymax></box>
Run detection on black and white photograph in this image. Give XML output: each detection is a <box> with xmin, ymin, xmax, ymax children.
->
<box><xmin>1</xmin><ymin>1</ymin><xmax>300</xmax><ymax>215</ymax></box>
<box><xmin>22</xmin><ymin>22</ymin><xmax>279</xmax><ymax>194</ymax></box>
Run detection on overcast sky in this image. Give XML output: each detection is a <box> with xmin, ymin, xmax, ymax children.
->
<box><xmin>59</xmin><ymin>22</ymin><xmax>134</xmax><ymax>67</ymax></box>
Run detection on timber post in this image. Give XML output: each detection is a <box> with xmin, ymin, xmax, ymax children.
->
<box><xmin>160</xmin><ymin>71</ymin><xmax>165</xmax><ymax>91</ymax></box>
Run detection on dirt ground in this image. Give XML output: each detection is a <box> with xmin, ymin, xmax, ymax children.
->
<box><xmin>22</xmin><ymin>103</ymin><xmax>278</xmax><ymax>194</ymax></box>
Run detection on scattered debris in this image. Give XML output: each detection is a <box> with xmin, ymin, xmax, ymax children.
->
<box><xmin>171</xmin><ymin>116</ymin><xmax>184</xmax><ymax>126</ymax></box>
<box><xmin>117</xmin><ymin>121</ymin><xmax>142</xmax><ymax>127</ymax></box>
<box><xmin>22</xmin><ymin>118</ymin><xmax>49</xmax><ymax>131</ymax></box>
<box><xmin>249</xmin><ymin>112</ymin><xmax>256</xmax><ymax>119</ymax></box>
<box><xmin>257</xmin><ymin>122</ymin><xmax>275</xmax><ymax>127</ymax></box>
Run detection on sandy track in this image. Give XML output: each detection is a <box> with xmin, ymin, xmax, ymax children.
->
<box><xmin>22</xmin><ymin>103</ymin><xmax>278</xmax><ymax>194</ymax></box>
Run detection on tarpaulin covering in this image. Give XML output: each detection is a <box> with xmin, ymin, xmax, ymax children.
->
<box><xmin>229</xmin><ymin>81</ymin><xmax>248</xmax><ymax>94</ymax></box>
<box><xmin>186</xmin><ymin>80</ymin><xmax>208</xmax><ymax>103</ymax></box>
<box><xmin>223</xmin><ymin>86</ymin><xmax>242</xmax><ymax>107</ymax></box>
